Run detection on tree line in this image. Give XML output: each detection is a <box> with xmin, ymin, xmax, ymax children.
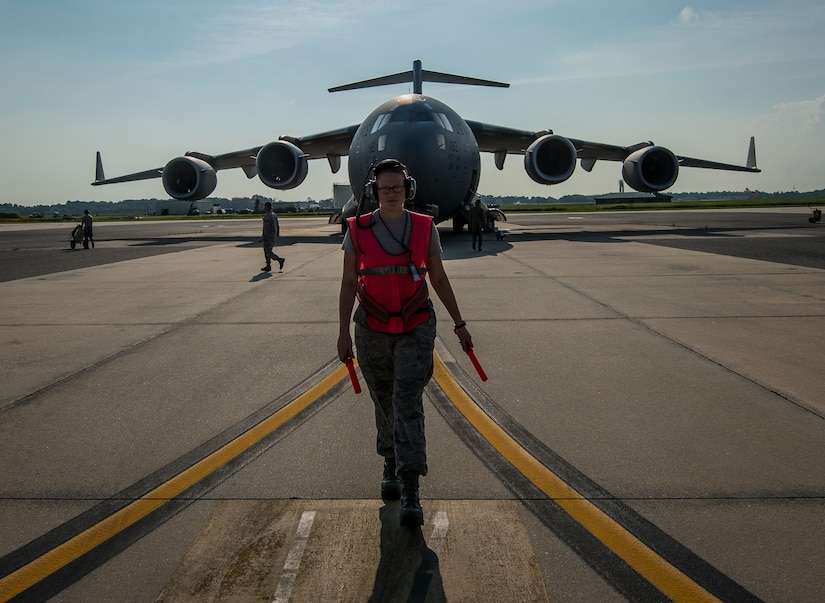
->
<box><xmin>2</xmin><ymin>189</ymin><xmax>823</xmax><ymax>219</ymax></box>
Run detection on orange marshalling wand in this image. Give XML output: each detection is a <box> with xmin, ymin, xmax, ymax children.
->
<box><xmin>466</xmin><ymin>349</ymin><xmax>488</xmax><ymax>382</ymax></box>
<box><xmin>345</xmin><ymin>358</ymin><xmax>362</xmax><ymax>393</ymax></box>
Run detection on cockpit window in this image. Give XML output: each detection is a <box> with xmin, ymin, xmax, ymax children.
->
<box><xmin>370</xmin><ymin>113</ymin><xmax>392</xmax><ymax>134</ymax></box>
<box><xmin>435</xmin><ymin>113</ymin><xmax>454</xmax><ymax>132</ymax></box>
<box><xmin>390</xmin><ymin>110</ymin><xmax>435</xmax><ymax>123</ymax></box>
<box><xmin>386</xmin><ymin>108</ymin><xmax>455</xmax><ymax>132</ymax></box>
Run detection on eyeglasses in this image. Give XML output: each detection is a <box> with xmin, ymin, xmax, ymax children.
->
<box><xmin>377</xmin><ymin>185</ymin><xmax>405</xmax><ymax>195</ymax></box>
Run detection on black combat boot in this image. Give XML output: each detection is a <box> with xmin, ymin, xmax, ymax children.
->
<box><xmin>399</xmin><ymin>471</ymin><xmax>423</xmax><ymax>527</ymax></box>
<box><xmin>381</xmin><ymin>457</ymin><xmax>402</xmax><ymax>501</ymax></box>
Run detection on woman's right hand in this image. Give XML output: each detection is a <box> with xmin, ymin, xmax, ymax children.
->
<box><xmin>337</xmin><ymin>332</ymin><xmax>354</xmax><ymax>363</ymax></box>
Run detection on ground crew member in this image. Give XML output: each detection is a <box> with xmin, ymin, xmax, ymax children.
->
<box><xmin>469</xmin><ymin>197</ymin><xmax>485</xmax><ymax>251</ymax></box>
<box><xmin>81</xmin><ymin>209</ymin><xmax>95</xmax><ymax>249</ymax></box>
<box><xmin>337</xmin><ymin>159</ymin><xmax>473</xmax><ymax>527</ymax></box>
<box><xmin>260</xmin><ymin>201</ymin><xmax>285</xmax><ymax>271</ymax></box>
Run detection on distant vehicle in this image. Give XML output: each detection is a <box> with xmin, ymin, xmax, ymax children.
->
<box><xmin>29</xmin><ymin>212</ymin><xmax>44</xmax><ymax>218</ymax></box>
<box><xmin>237</xmin><ymin>208</ymin><xmax>253</xmax><ymax>214</ymax></box>
<box><xmin>187</xmin><ymin>208</ymin><xmax>200</xmax><ymax>216</ymax></box>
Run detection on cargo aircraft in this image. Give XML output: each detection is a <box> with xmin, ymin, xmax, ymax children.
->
<box><xmin>92</xmin><ymin>59</ymin><xmax>759</xmax><ymax>231</ymax></box>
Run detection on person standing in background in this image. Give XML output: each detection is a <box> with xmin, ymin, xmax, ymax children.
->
<box><xmin>82</xmin><ymin>209</ymin><xmax>94</xmax><ymax>249</ymax></box>
<box><xmin>469</xmin><ymin>198</ymin><xmax>485</xmax><ymax>252</ymax></box>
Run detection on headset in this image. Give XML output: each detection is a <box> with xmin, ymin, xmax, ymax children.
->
<box><xmin>364</xmin><ymin>158</ymin><xmax>417</xmax><ymax>203</ymax></box>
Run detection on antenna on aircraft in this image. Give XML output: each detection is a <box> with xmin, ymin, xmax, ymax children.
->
<box><xmin>328</xmin><ymin>60</ymin><xmax>509</xmax><ymax>95</ymax></box>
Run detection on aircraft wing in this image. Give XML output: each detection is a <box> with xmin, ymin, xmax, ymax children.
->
<box><xmin>466</xmin><ymin>121</ymin><xmax>537</xmax><ymax>154</ymax></box>
<box><xmin>467</xmin><ymin>120</ymin><xmax>628</xmax><ymax>169</ymax></box>
<box><xmin>91</xmin><ymin>147</ymin><xmax>263</xmax><ymax>186</ymax></box>
<box><xmin>466</xmin><ymin>121</ymin><xmax>759</xmax><ymax>173</ymax></box>
<box><xmin>92</xmin><ymin>124</ymin><xmax>360</xmax><ymax>192</ymax></box>
<box><xmin>279</xmin><ymin>124</ymin><xmax>360</xmax><ymax>160</ymax></box>
<box><xmin>676</xmin><ymin>153</ymin><xmax>760</xmax><ymax>172</ymax></box>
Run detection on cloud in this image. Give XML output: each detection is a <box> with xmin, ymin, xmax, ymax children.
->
<box><xmin>750</xmin><ymin>93</ymin><xmax>825</xmax><ymax>191</ymax></box>
<box><xmin>767</xmin><ymin>94</ymin><xmax>824</xmax><ymax>134</ymax></box>
<box><xmin>679</xmin><ymin>7</ymin><xmax>696</xmax><ymax>24</ymax></box>
<box><xmin>748</xmin><ymin>93</ymin><xmax>825</xmax><ymax>146</ymax></box>
<box><xmin>198</xmin><ymin>0</ymin><xmax>397</xmax><ymax>64</ymax></box>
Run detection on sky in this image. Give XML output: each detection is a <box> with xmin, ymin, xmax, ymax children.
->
<box><xmin>1</xmin><ymin>0</ymin><xmax>823</xmax><ymax>207</ymax></box>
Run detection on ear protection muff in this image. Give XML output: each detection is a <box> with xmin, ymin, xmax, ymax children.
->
<box><xmin>365</xmin><ymin>158</ymin><xmax>417</xmax><ymax>203</ymax></box>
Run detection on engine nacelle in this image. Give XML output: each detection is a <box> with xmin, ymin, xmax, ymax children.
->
<box><xmin>256</xmin><ymin>141</ymin><xmax>308</xmax><ymax>190</ymax></box>
<box><xmin>622</xmin><ymin>146</ymin><xmax>679</xmax><ymax>192</ymax></box>
<box><xmin>162</xmin><ymin>156</ymin><xmax>217</xmax><ymax>200</ymax></box>
<box><xmin>524</xmin><ymin>134</ymin><xmax>577</xmax><ymax>185</ymax></box>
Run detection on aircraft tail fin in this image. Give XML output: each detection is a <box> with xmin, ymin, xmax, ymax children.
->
<box><xmin>746</xmin><ymin>136</ymin><xmax>758</xmax><ymax>170</ymax></box>
<box><xmin>329</xmin><ymin>59</ymin><xmax>508</xmax><ymax>95</ymax></box>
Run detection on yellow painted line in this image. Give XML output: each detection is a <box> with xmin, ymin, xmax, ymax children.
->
<box><xmin>0</xmin><ymin>364</ymin><xmax>350</xmax><ymax>602</ymax></box>
<box><xmin>432</xmin><ymin>351</ymin><xmax>720</xmax><ymax>603</ymax></box>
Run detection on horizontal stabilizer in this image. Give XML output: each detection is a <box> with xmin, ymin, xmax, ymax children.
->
<box><xmin>329</xmin><ymin>59</ymin><xmax>508</xmax><ymax>95</ymax></box>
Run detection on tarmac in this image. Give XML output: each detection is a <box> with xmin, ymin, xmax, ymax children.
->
<box><xmin>0</xmin><ymin>211</ymin><xmax>823</xmax><ymax>602</ymax></box>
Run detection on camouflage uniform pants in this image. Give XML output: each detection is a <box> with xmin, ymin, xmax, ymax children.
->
<box><xmin>354</xmin><ymin>306</ymin><xmax>436</xmax><ymax>476</ymax></box>
<box><xmin>262</xmin><ymin>240</ymin><xmax>281</xmax><ymax>264</ymax></box>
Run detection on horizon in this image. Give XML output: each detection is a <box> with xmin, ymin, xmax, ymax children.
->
<box><xmin>7</xmin><ymin>187</ymin><xmax>820</xmax><ymax>215</ymax></box>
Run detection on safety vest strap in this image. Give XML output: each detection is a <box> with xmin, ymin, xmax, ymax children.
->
<box><xmin>399</xmin><ymin>281</ymin><xmax>430</xmax><ymax>321</ymax></box>
<box><xmin>356</xmin><ymin>280</ymin><xmax>430</xmax><ymax>325</ymax></box>
<box><xmin>357</xmin><ymin>265</ymin><xmax>428</xmax><ymax>276</ymax></box>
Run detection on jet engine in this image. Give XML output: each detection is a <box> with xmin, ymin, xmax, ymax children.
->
<box><xmin>622</xmin><ymin>146</ymin><xmax>679</xmax><ymax>192</ymax></box>
<box><xmin>524</xmin><ymin>134</ymin><xmax>577</xmax><ymax>185</ymax></box>
<box><xmin>256</xmin><ymin>141</ymin><xmax>308</xmax><ymax>190</ymax></box>
<box><xmin>162</xmin><ymin>156</ymin><xmax>217</xmax><ymax>201</ymax></box>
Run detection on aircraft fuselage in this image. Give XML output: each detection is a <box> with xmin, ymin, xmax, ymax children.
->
<box><xmin>346</xmin><ymin>94</ymin><xmax>480</xmax><ymax>223</ymax></box>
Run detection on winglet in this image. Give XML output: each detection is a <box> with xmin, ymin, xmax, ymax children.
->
<box><xmin>95</xmin><ymin>151</ymin><xmax>105</xmax><ymax>182</ymax></box>
<box><xmin>746</xmin><ymin>136</ymin><xmax>757</xmax><ymax>170</ymax></box>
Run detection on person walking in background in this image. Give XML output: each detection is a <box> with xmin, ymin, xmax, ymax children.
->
<box><xmin>337</xmin><ymin>159</ymin><xmax>473</xmax><ymax>527</ymax></box>
<box><xmin>81</xmin><ymin>209</ymin><xmax>94</xmax><ymax>249</ymax></box>
<box><xmin>260</xmin><ymin>201</ymin><xmax>285</xmax><ymax>272</ymax></box>
<box><xmin>469</xmin><ymin>197</ymin><xmax>485</xmax><ymax>251</ymax></box>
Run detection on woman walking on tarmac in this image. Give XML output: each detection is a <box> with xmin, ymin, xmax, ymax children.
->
<box><xmin>337</xmin><ymin>158</ymin><xmax>473</xmax><ymax>527</ymax></box>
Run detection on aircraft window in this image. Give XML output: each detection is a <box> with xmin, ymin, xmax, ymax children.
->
<box><xmin>370</xmin><ymin>114</ymin><xmax>391</xmax><ymax>134</ymax></box>
<box><xmin>378</xmin><ymin>135</ymin><xmax>387</xmax><ymax>152</ymax></box>
<box><xmin>436</xmin><ymin>113</ymin><xmax>454</xmax><ymax>132</ymax></box>
<box><xmin>436</xmin><ymin>134</ymin><xmax>446</xmax><ymax>150</ymax></box>
<box><xmin>391</xmin><ymin>110</ymin><xmax>437</xmax><ymax>123</ymax></box>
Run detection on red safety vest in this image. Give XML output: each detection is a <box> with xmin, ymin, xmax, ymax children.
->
<box><xmin>348</xmin><ymin>211</ymin><xmax>433</xmax><ymax>333</ymax></box>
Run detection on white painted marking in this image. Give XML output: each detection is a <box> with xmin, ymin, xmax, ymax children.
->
<box><xmin>271</xmin><ymin>510</ymin><xmax>316</xmax><ymax>603</ymax></box>
<box><xmin>283</xmin><ymin>539</ymin><xmax>307</xmax><ymax>572</ymax></box>
<box><xmin>425</xmin><ymin>511</ymin><xmax>449</xmax><ymax>557</ymax></box>
<box><xmin>296</xmin><ymin>511</ymin><xmax>316</xmax><ymax>538</ymax></box>
<box><xmin>271</xmin><ymin>574</ymin><xmax>295</xmax><ymax>603</ymax></box>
